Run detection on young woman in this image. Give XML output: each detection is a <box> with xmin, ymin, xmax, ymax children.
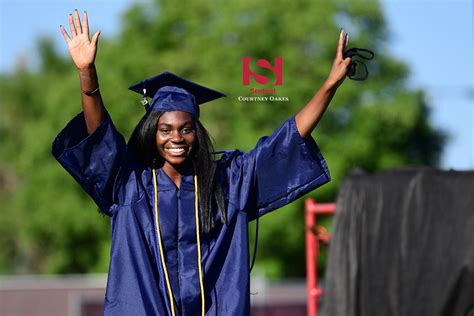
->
<box><xmin>54</xmin><ymin>9</ymin><xmax>351</xmax><ymax>316</ymax></box>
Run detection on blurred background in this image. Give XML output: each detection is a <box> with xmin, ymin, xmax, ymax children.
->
<box><xmin>0</xmin><ymin>0</ymin><xmax>472</xmax><ymax>315</ymax></box>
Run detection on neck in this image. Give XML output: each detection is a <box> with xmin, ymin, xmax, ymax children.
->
<box><xmin>161</xmin><ymin>161</ymin><xmax>193</xmax><ymax>188</ymax></box>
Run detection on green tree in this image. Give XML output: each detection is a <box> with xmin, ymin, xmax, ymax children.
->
<box><xmin>0</xmin><ymin>0</ymin><xmax>444</xmax><ymax>277</ymax></box>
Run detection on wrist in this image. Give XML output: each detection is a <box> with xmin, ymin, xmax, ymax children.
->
<box><xmin>82</xmin><ymin>86</ymin><xmax>100</xmax><ymax>96</ymax></box>
<box><xmin>322</xmin><ymin>79</ymin><xmax>339</xmax><ymax>93</ymax></box>
<box><xmin>78</xmin><ymin>65</ymin><xmax>99</xmax><ymax>95</ymax></box>
<box><xmin>77</xmin><ymin>64</ymin><xmax>96</xmax><ymax>74</ymax></box>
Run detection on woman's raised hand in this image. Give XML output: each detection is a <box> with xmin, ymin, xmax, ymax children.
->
<box><xmin>60</xmin><ymin>10</ymin><xmax>100</xmax><ymax>71</ymax></box>
<box><xmin>294</xmin><ymin>30</ymin><xmax>353</xmax><ymax>138</ymax></box>
<box><xmin>325</xmin><ymin>30</ymin><xmax>351</xmax><ymax>89</ymax></box>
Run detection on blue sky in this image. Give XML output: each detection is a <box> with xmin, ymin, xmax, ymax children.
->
<box><xmin>0</xmin><ymin>0</ymin><xmax>472</xmax><ymax>170</ymax></box>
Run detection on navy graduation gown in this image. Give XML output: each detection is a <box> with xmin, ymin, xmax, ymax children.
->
<box><xmin>52</xmin><ymin>111</ymin><xmax>330</xmax><ymax>315</ymax></box>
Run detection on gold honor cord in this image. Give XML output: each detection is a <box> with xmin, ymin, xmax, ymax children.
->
<box><xmin>194</xmin><ymin>175</ymin><xmax>206</xmax><ymax>316</ymax></box>
<box><xmin>152</xmin><ymin>169</ymin><xmax>176</xmax><ymax>316</ymax></box>
<box><xmin>152</xmin><ymin>169</ymin><xmax>206</xmax><ymax>316</ymax></box>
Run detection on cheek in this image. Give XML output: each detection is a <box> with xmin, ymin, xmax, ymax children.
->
<box><xmin>155</xmin><ymin>132</ymin><xmax>168</xmax><ymax>145</ymax></box>
<box><xmin>189</xmin><ymin>133</ymin><xmax>197</xmax><ymax>145</ymax></box>
<box><xmin>155</xmin><ymin>135</ymin><xmax>167</xmax><ymax>156</ymax></box>
<box><xmin>186</xmin><ymin>134</ymin><xmax>197</xmax><ymax>150</ymax></box>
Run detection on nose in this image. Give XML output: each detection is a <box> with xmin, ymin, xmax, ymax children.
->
<box><xmin>170</xmin><ymin>130</ymin><xmax>184</xmax><ymax>143</ymax></box>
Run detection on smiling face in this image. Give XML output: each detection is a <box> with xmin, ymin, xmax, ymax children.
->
<box><xmin>156</xmin><ymin>111</ymin><xmax>197</xmax><ymax>171</ymax></box>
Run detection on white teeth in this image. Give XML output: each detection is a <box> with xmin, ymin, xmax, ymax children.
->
<box><xmin>168</xmin><ymin>148</ymin><xmax>185</xmax><ymax>153</ymax></box>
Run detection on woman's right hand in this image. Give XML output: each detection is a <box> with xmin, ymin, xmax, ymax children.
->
<box><xmin>60</xmin><ymin>10</ymin><xmax>100</xmax><ymax>71</ymax></box>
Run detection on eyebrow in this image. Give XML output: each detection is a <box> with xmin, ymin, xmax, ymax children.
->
<box><xmin>158</xmin><ymin>121</ymin><xmax>194</xmax><ymax>127</ymax></box>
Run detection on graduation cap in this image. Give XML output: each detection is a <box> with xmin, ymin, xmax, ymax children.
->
<box><xmin>128</xmin><ymin>71</ymin><xmax>226</xmax><ymax>118</ymax></box>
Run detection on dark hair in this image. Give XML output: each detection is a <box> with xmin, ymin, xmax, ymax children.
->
<box><xmin>128</xmin><ymin>111</ymin><xmax>227</xmax><ymax>232</ymax></box>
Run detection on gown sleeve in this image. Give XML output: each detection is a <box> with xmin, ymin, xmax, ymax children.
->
<box><xmin>219</xmin><ymin>116</ymin><xmax>331</xmax><ymax>220</ymax></box>
<box><xmin>52</xmin><ymin>111</ymin><xmax>128</xmax><ymax>216</ymax></box>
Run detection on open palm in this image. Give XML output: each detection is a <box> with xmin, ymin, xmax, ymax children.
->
<box><xmin>60</xmin><ymin>10</ymin><xmax>100</xmax><ymax>70</ymax></box>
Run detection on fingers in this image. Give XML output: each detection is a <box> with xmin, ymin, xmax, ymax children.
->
<box><xmin>337</xmin><ymin>29</ymin><xmax>344</xmax><ymax>60</ymax></box>
<box><xmin>68</xmin><ymin>14</ymin><xmax>77</xmax><ymax>37</ymax></box>
<box><xmin>91</xmin><ymin>31</ymin><xmax>101</xmax><ymax>48</ymax></box>
<box><xmin>343</xmin><ymin>57</ymin><xmax>352</xmax><ymax>67</ymax></box>
<box><xmin>67</xmin><ymin>9</ymin><xmax>84</xmax><ymax>38</ymax></box>
<box><xmin>83</xmin><ymin>11</ymin><xmax>90</xmax><ymax>39</ymax></box>
<box><xmin>60</xmin><ymin>25</ymin><xmax>71</xmax><ymax>44</ymax></box>
<box><xmin>337</xmin><ymin>29</ymin><xmax>352</xmax><ymax>65</ymax></box>
<box><xmin>74</xmin><ymin>9</ymin><xmax>82</xmax><ymax>34</ymax></box>
<box><xmin>342</xmin><ymin>34</ymin><xmax>351</xmax><ymax>64</ymax></box>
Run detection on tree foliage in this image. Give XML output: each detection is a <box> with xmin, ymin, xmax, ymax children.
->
<box><xmin>0</xmin><ymin>0</ymin><xmax>445</xmax><ymax>278</ymax></box>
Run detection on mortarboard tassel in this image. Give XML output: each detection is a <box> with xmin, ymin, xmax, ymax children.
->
<box><xmin>141</xmin><ymin>85</ymin><xmax>151</xmax><ymax>112</ymax></box>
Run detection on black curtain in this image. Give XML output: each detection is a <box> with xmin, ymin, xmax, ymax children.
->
<box><xmin>321</xmin><ymin>167</ymin><xmax>474</xmax><ymax>316</ymax></box>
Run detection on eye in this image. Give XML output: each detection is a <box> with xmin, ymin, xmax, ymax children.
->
<box><xmin>160</xmin><ymin>129</ymin><xmax>171</xmax><ymax>135</ymax></box>
<box><xmin>182</xmin><ymin>127</ymin><xmax>194</xmax><ymax>134</ymax></box>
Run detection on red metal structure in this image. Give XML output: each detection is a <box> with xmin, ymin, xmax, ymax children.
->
<box><xmin>305</xmin><ymin>199</ymin><xmax>336</xmax><ymax>316</ymax></box>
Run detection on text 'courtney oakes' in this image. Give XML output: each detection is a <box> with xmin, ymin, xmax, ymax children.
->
<box><xmin>237</xmin><ymin>96</ymin><xmax>289</xmax><ymax>102</ymax></box>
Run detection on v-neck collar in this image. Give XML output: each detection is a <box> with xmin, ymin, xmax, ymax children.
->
<box><xmin>156</xmin><ymin>168</ymin><xmax>195</xmax><ymax>192</ymax></box>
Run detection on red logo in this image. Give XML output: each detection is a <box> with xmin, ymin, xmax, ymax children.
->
<box><xmin>242</xmin><ymin>57</ymin><xmax>283</xmax><ymax>86</ymax></box>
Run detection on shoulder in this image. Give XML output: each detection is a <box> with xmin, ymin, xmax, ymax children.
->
<box><xmin>111</xmin><ymin>163</ymin><xmax>150</xmax><ymax>210</ymax></box>
<box><xmin>213</xmin><ymin>150</ymin><xmax>244</xmax><ymax>165</ymax></box>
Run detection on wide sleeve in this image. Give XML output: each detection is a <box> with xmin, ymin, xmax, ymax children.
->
<box><xmin>219</xmin><ymin>116</ymin><xmax>331</xmax><ymax>220</ymax></box>
<box><xmin>52</xmin><ymin>111</ymin><xmax>128</xmax><ymax>216</ymax></box>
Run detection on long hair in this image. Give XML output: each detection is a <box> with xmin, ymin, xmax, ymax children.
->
<box><xmin>128</xmin><ymin>111</ymin><xmax>227</xmax><ymax>232</ymax></box>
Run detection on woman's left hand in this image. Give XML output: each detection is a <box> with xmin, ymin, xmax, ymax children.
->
<box><xmin>325</xmin><ymin>30</ymin><xmax>352</xmax><ymax>89</ymax></box>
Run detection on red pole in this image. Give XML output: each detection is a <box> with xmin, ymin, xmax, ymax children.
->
<box><xmin>305</xmin><ymin>199</ymin><xmax>336</xmax><ymax>316</ymax></box>
<box><xmin>305</xmin><ymin>198</ymin><xmax>318</xmax><ymax>316</ymax></box>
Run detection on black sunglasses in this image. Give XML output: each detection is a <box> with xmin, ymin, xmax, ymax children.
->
<box><xmin>343</xmin><ymin>48</ymin><xmax>375</xmax><ymax>81</ymax></box>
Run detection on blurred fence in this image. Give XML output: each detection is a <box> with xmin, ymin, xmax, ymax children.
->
<box><xmin>0</xmin><ymin>274</ymin><xmax>309</xmax><ymax>316</ymax></box>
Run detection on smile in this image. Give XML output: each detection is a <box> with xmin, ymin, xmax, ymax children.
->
<box><xmin>166</xmin><ymin>148</ymin><xmax>186</xmax><ymax>154</ymax></box>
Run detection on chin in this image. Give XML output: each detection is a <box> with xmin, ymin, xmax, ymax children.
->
<box><xmin>165</xmin><ymin>156</ymin><xmax>192</xmax><ymax>168</ymax></box>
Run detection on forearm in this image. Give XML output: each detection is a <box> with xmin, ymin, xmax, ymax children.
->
<box><xmin>295</xmin><ymin>80</ymin><xmax>338</xmax><ymax>138</ymax></box>
<box><xmin>79</xmin><ymin>66</ymin><xmax>105</xmax><ymax>135</ymax></box>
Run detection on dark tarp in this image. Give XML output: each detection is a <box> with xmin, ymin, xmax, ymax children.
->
<box><xmin>321</xmin><ymin>167</ymin><xmax>474</xmax><ymax>316</ymax></box>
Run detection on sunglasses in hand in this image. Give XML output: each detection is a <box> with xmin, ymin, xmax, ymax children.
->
<box><xmin>343</xmin><ymin>48</ymin><xmax>375</xmax><ymax>81</ymax></box>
